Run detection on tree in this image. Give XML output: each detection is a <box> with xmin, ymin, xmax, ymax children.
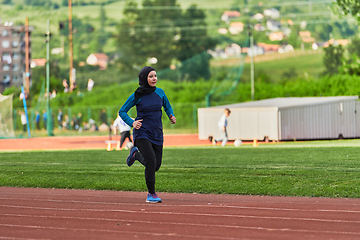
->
<box><xmin>31</xmin><ymin>60</ymin><xmax>63</xmax><ymax>96</ymax></box>
<box><xmin>116</xmin><ymin>0</ymin><xmax>216</xmax><ymax>80</ymax></box>
<box><xmin>332</xmin><ymin>0</ymin><xmax>360</xmax><ymax>22</ymax></box>
<box><xmin>116</xmin><ymin>0</ymin><xmax>182</xmax><ymax>72</ymax></box>
<box><xmin>323</xmin><ymin>44</ymin><xmax>344</xmax><ymax>76</ymax></box>
<box><xmin>176</xmin><ymin>4</ymin><xmax>217</xmax><ymax>80</ymax></box>
<box><xmin>99</xmin><ymin>5</ymin><xmax>107</xmax><ymax>30</ymax></box>
<box><xmin>338</xmin><ymin>36</ymin><xmax>360</xmax><ymax>76</ymax></box>
<box><xmin>2</xmin><ymin>0</ymin><xmax>12</xmax><ymax>4</ymax></box>
<box><xmin>347</xmin><ymin>35</ymin><xmax>360</xmax><ymax>57</ymax></box>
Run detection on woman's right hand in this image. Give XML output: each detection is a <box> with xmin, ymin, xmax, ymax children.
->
<box><xmin>132</xmin><ymin>119</ymin><xmax>143</xmax><ymax>129</ymax></box>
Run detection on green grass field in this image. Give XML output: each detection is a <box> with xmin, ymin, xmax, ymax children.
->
<box><xmin>1</xmin><ymin>142</ymin><xmax>359</xmax><ymax>198</ymax></box>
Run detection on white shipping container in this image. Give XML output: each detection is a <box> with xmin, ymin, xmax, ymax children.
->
<box><xmin>198</xmin><ymin>96</ymin><xmax>359</xmax><ymax>141</ymax></box>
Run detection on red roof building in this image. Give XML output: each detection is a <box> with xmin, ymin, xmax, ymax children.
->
<box><xmin>86</xmin><ymin>53</ymin><xmax>109</xmax><ymax>70</ymax></box>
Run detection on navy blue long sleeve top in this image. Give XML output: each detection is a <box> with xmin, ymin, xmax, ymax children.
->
<box><xmin>119</xmin><ymin>88</ymin><xmax>174</xmax><ymax>145</ymax></box>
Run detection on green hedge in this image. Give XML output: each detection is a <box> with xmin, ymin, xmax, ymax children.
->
<box><xmin>12</xmin><ymin>74</ymin><xmax>360</xmax><ymax>132</ymax></box>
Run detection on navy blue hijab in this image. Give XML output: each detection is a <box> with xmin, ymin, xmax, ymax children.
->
<box><xmin>135</xmin><ymin>66</ymin><xmax>156</xmax><ymax>101</ymax></box>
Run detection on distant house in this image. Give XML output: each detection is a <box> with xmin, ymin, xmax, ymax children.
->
<box><xmin>331</xmin><ymin>39</ymin><xmax>349</xmax><ymax>46</ymax></box>
<box><xmin>278</xmin><ymin>44</ymin><xmax>294</xmax><ymax>53</ymax></box>
<box><xmin>302</xmin><ymin>37</ymin><xmax>315</xmax><ymax>43</ymax></box>
<box><xmin>298</xmin><ymin>31</ymin><xmax>315</xmax><ymax>43</ymax></box>
<box><xmin>300</xmin><ymin>21</ymin><xmax>307</xmax><ymax>29</ymax></box>
<box><xmin>86</xmin><ymin>53</ymin><xmax>109</xmax><ymax>70</ymax></box>
<box><xmin>254</xmin><ymin>23</ymin><xmax>265</xmax><ymax>31</ymax></box>
<box><xmin>51</xmin><ymin>48</ymin><xmax>64</xmax><ymax>55</ymax></box>
<box><xmin>312</xmin><ymin>42</ymin><xmax>319</xmax><ymax>50</ymax></box>
<box><xmin>252</xmin><ymin>13</ymin><xmax>264</xmax><ymax>22</ymax></box>
<box><xmin>207</xmin><ymin>47</ymin><xmax>228</xmax><ymax>59</ymax></box>
<box><xmin>263</xmin><ymin>8</ymin><xmax>280</xmax><ymax>19</ymax></box>
<box><xmin>312</xmin><ymin>42</ymin><xmax>326</xmax><ymax>50</ymax></box>
<box><xmin>257</xmin><ymin>43</ymin><xmax>280</xmax><ymax>52</ymax></box>
<box><xmin>299</xmin><ymin>31</ymin><xmax>311</xmax><ymax>38</ymax></box>
<box><xmin>217</xmin><ymin>28</ymin><xmax>228</xmax><ymax>34</ymax></box>
<box><xmin>269</xmin><ymin>32</ymin><xmax>284</xmax><ymax>41</ymax></box>
<box><xmin>246</xmin><ymin>46</ymin><xmax>265</xmax><ymax>57</ymax></box>
<box><xmin>229</xmin><ymin>22</ymin><xmax>244</xmax><ymax>35</ymax></box>
<box><xmin>225</xmin><ymin>43</ymin><xmax>241</xmax><ymax>56</ymax></box>
<box><xmin>323</xmin><ymin>39</ymin><xmax>349</xmax><ymax>48</ymax></box>
<box><xmin>266</xmin><ymin>20</ymin><xmax>281</xmax><ymax>32</ymax></box>
<box><xmin>282</xmin><ymin>27</ymin><xmax>291</xmax><ymax>37</ymax></box>
<box><xmin>221</xmin><ymin>11</ymin><xmax>241</xmax><ymax>22</ymax></box>
<box><xmin>30</xmin><ymin>58</ymin><xmax>46</xmax><ymax>68</ymax></box>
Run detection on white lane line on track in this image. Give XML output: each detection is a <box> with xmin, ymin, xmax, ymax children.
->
<box><xmin>2</xmin><ymin>212</ymin><xmax>360</xmax><ymax>225</ymax></box>
<box><xmin>0</xmin><ymin>237</ymin><xmax>39</xmax><ymax>240</ymax></box>
<box><xmin>1</xmin><ymin>192</ymin><xmax>360</xmax><ymax>207</ymax></box>
<box><xmin>1</xmin><ymin>197</ymin><xmax>360</xmax><ymax>214</ymax></box>
<box><xmin>0</xmin><ymin>224</ymin><xmax>247</xmax><ymax>240</ymax></box>
<box><xmin>1</xmin><ymin>222</ymin><xmax>360</xmax><ymax>237</ymax></box>
<box><xmin>1</xmin><ymin>205</ymin><xmax>359</xmax><ymax>224</ymax></box>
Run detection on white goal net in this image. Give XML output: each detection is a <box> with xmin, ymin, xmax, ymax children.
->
<box><xmin>0</xmin><ymin>93</ymin><xmax>15</xmax><ymax>138</ymax></box>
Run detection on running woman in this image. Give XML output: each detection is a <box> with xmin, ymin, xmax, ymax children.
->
<box><xmin>119</xmin><ymin>66</ymin><xmax>176</xmax><ymax>203</ymax></box>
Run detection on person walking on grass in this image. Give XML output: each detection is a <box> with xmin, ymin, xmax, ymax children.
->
<box><xmin>113</xmin><ymin>115</ymin><xmax>132</xmax><ymax>150</ymax></box>
<box><xmin>213</xmin><ymin>108</ymin><xmax>231</xmax><ymax>147</ymax></box>
<box><xmin>119</xmin><ymin>66</ymin><xmax>176</xmax><ymax>203</ymax></box>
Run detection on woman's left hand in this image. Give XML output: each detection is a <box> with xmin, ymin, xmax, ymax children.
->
<box><xmin>169</xmin><ymin>114</ymin><xmax>176</xmax><ymax>124</ymax></box>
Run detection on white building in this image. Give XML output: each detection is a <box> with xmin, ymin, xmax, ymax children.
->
<box><xmin>229</xmin><ymin>22</ymin><xmax>244</xmax><ymax>35</ymax></box>
<box><xmin>198</xmin><ymin>96</ymin><xmax>360</xmax><ymax>141</ymax></box>
<box><xmin>86</xmin><ymin>53</ymin><xmax>109</xmax><ymax>70</ymax></box>
<box><xmin>225</xmin><ymin>43</ymin><xmax>241</xmax><ymax>56</ymax></box>
<box><xmin>278</xmin><ymin>44</ymin><xmax>294</xmax><ymax>54</ymax></box>
<box><xmin>266</xmin><ymin>20</ymin><xmax>281</xmax><ymax>32</ymax></box>
<box><xmin>263</xmin><ymin>8</ymin><xmax>280</xmax><ymax>19</ymax></box>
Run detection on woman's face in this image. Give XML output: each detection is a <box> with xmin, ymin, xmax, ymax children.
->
<box><xmin>147</xmin><ymin>70</ymin><xmax>157</xmax><ymax>87</ymax></box>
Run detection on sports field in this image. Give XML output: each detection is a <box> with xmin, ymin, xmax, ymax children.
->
<box><xmin>1</xmin><ymin>135</ymin><xmax>360</xmax><ymax>239</ymax></box>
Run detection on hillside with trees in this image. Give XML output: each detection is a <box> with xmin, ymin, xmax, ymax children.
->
<box><xmin>2</xmin><ymin>0</ymin><xmax>360</xmax><ymax>111</ymax></box>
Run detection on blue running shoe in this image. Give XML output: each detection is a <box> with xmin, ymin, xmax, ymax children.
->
<box><xmin>146</xmin><ymin>193</ymin><xmax>162</xmax><ymax>203</ymax></box>
<box><xmin>126</xmin><ymin>146</ymin><xmax>138</xmax><ymax>167</ymax></box>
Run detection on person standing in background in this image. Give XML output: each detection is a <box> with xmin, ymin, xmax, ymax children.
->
<box><xmin>57</xmin><ymin>109</ymin><xmax>63</xmax><ymax>129</ymax></box>
<box><xmin>100</xmin><ymin>109</ymin><xmax>107</xmax><ymax>125</ymax></box>
<box><xmin>35</xmin><ymin>111</ymin><xmax>41</xmax><ymax>130</ymax></box>
<box><xmin>213</xmin><ymin>108</ymin><xmax>231</xmax><ymax>147</ymax></box>
<box><xmin>113</xmin><ymin>115</ymin><xmax>132</xmax><ymax>150</ymax></box>
<box><xmin>42</xmin><ymin>110</ymin><xmax>47</xmax><ymax>130</ymax></box>
<box><xmin>87</xmin><ymin>78</ymin><xmax>94</xmax><ymax>91</ymax></box>
<box><xmin>20</xmin><ymin>111</ymin><xmax>27</xmax><ymax>132</ymax></box>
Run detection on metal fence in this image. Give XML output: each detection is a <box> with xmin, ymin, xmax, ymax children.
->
<box><xmin>13</xmin><ymin>102</ymin><xmax>206</xmax><ymax>134</ymax></box>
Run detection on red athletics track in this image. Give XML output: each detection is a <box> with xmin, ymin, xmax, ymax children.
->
<box><xmin>0</xmin><ymin>134</ymin><xmax>214</xmax><ymax>151</ymax></box>
<box><xmin>1</xmin><ymin>134</ymin><xmax>360</xmax><ymax>239</ymax></box>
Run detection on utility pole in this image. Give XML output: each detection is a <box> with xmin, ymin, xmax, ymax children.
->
<box><xmin>25</xmin><ymin>17</ymin><xmax>30</xmax><ymax>94</ymax></box>
<box><xmin>61</xmin><ymin>35</ymin><xmax>64</xmax><ymax>57</ymax></box>
<box><xmin>68</xmin><ymin>0</ymin><xmax>74</xmax><ymax>91</ymax></box>
<box><xmin>249</xmin><ymin>27</ymin><xmax>255</xmax><ymax>101</ymax></box>
<box><xmin>45</xmin><ymin>19</ymin><xmax>53</xmax><ymax>136</ymax></box>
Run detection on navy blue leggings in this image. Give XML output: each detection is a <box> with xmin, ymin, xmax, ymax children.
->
<box><xmin>134</xmin><ymin>138</ymin><xmax>163</xmax><ymax>194</ymax></box>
